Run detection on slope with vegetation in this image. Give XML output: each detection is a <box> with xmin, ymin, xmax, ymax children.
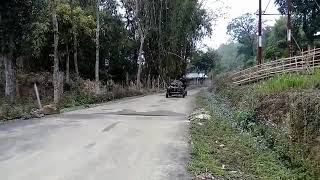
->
<box><xmin>189</xmin><ymin>0</ymin><xmax>320</xmax><ymax>179</ymax></box>
<box><xmin>189</xmin><ymin>72</ymin><xmax>320</xmax><ymax>179</ymax></box>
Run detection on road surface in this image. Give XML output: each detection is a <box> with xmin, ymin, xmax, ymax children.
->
<box><xmin>0</xmin><ymin>89</ymin><xmax>199</xmax><ymax>180</ymax></box>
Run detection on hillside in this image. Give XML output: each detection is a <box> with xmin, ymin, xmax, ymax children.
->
<box><xmin>189</xmin><ymin>72</ymin><xmax>320</xmax><ymax>179</ymax></box>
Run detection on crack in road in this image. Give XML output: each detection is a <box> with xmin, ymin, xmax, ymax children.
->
<box><xmin>110</xmin><ymin>109</ymin><xmax>185</xmax><ymax>117</ymax></box>
<box><xmin>102</xmin><ymin>122</ymin><xmax>121</xmax><ymax>132</ymax></box>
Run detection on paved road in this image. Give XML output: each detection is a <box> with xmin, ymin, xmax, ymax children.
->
<box><xmin>0</xmin><ymin>89</ymin><xmax>199</xmax><ymax>180</ymax></box>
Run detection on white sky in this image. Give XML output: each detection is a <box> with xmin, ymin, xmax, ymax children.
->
<box><xmin>201</xmin><ymin>0</ymin><xmax>281</xmax><ymax>49</ymax></box>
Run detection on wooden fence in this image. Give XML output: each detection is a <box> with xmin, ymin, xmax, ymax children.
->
<box><xmin>232</xmin><ymin>48</ymin><xmax>320</xmax><ymax>85</ymax></box>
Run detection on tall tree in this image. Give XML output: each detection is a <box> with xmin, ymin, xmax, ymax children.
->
<box><xmin>52</xmin><ymin>0</ymin><xmax>60</xmax><ymax>104</ymax></box>
<box><xmin>227</xmin><ymin>13</ymin><xmax>257</xmax><ymax>66</ymax></box>
<box><xmin>95</xmin><ymin>0</ymin><xmax>100</xmax><ymax>91</ymax></box>
<box><xmin>134</xmin><ymin>0</ymin><xmax>147</xmax><ymax>88</ymax></box>
<box><xmin>0</xmin><ymin>1</ymin><xmax>34</xmax><ymax>103</ymax></box>
<box><xmin>70</xmin><ymin>0</ymin><xmax>80</xmax><ymax>80</ymax></box>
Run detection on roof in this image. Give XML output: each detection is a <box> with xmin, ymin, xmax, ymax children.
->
<box><xmin>186</xmin><ymin>73</ymin><xmax>208</xmax><ymax>79</ymax></box>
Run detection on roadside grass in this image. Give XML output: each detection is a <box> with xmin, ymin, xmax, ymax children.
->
<box><xmin>254</xmin><ymin>69</ymin><xmax>320</xmax><ymax>94</ymax></box>
<box><xmin>0</xmin><ymin>85</ymin><xmax>150</xmax><ymax>121</ymax></box>
<box><xmin>188</xmin><ymin>91</ymin><xmax>312</xmax><ymax>179</ymax></box>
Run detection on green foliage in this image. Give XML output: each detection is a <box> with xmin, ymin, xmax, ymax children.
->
<box><xmin>227</xmin><ymin>13</ymin><xmax>257</xmax><ymax>62</ymax></box>
<box><xmin>188</xmin><ymin>49</ymin><xmax>220</xmax><ymax>74</ymax></box>
<box><xmin>217</xmin><ymin>42</ymin><xmax>245</xmax><ymax>72</ymax></box>
<box><xmin>264</xmin><ymin>17</ymin><xmax>288</xmax><ymax>59</ymax></box>
<box><xmin>0</xmin><ymin>101</ymin><xmax>37</xmax><ymax>121</ymax></box>
<box><xmin>0</xmin><ymin>0</ymin><xmax>35</xmax><ymax>56</ymax></box>
<box><xmin>254</xmin><ymin>69</ymin><xmax>320</xmax><ymax>93</ymax></box>
<box><xmin>275</xmin><ymin>0</ymin><xmax>320</xmax><ymax>44</ymax></box>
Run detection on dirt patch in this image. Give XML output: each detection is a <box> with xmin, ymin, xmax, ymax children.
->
<box><xmin>255</xmin><ymin>93</ymin><xmax>290</xmax><ymax>125</ymax></box>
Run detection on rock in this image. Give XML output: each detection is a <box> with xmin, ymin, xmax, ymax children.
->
<box><xmin>195</xmin><ymin>114</ymin><xmax>211</xmax><ymax>120</ymax></box>
<box><xmin>188</xmin><ymin>108</ymin><xmax>211</xmax><ymax>121</ymax></box>
<box><xmin>195</xmin><ymin>173</ymin><xmax>222</xmax><ymax>180</ymax></box>
<box><xmin>42</xmin><ymin>104</ymin><xmax>60</xmax><ymax>115</ymax></box>
<box><xmin>31</xmin><ymin>109</ymin><xmax>45</xmax><ymax>118</ymax></box>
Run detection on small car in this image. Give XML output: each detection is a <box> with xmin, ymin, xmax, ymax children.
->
<box><xmin>166</xmin><ymin>80</ymin><xmax>187</xmax><ymax>98</ymax></box>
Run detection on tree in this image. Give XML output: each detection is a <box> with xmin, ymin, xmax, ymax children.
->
<box><xmin>70</xmin><ymin>0</ymin><xmax>80</xmax><ymax>80</ymax></box>
<box><xmin>51</xmin><ymin>0</ymin><xmax>61</xmax><ymax>105</ymax></box>
<box><xmin>264</xmin><ymin>17</ymin><xmax>288</xmax><ymax>59</ymax></box>
<box><xmin>217</xmin><ymin>42</ymin><xmax>245</xmax><ymax>71</ymax></box>
<box><xmin>121</xmin><ymin>0</ymin><xmax>150</xmax><ymax>87</ymax></box>
<box><xmin>95</xmin><ymin>0</ymin><xmax>100</xmax><ymax>91</ymax></box>
<box><xmin>0</xmin><ymin>0</ymin><xmax>34</xmax><ymax>103</ymax></box>
<box><xmin>189</xmin><ymin>49</ymin><xmax>220</xmax><ymax>75</ymax></box>
<box><xmin>227</xmin><ymin>13</ymin><xmax>257</xmax><ymax>62</ymax></box>
<box><xmin>275</xmin><ymin>0</ymin><xmax>320</xmax><ymax>46</ymax></box>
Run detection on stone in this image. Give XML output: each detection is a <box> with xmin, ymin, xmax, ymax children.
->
<box><xmin>42</xmin><ymin>104</ymin><xmax>60</xmax><ymax>115</ymax></box>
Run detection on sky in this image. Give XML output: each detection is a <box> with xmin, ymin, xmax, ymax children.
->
<box><xmin>201</xmin><ymin>0</ymin><xmax>281</xmax><ymax>49</ymax></box>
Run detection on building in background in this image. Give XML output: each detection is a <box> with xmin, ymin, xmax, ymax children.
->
<box><xmin>186</xmin><ymin>72</ymin><xmax>208</xmax><ymax>85</ymax></box>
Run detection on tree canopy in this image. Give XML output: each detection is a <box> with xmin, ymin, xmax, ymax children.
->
<box><xmin>0</xmin><ymin>0</ymin><xmax>215</xmax><ymax>103</ymax></box>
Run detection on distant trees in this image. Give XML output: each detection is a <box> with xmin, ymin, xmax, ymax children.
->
<box><xmin>227</xmin><ymin>13</ymin><xmax>257</xmax><ymax>67</ymax></box>
<box><xmin>217</xmin><ymin>43</ymin><xmax>245</xmax><ymax>71</ymax></box>
<box><xmin>188</xmin><ymin>49</ymin><xmax>220</xmax><ymax>75</ymax></box>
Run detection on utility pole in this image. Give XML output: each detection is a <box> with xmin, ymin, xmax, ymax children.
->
<box><xmin>287</xmin><ymin>0</ymin><xmax>293</xmax><ymax>57</ymax></box>
<box><xmin>258</xmin><ymin>0</ymin><xmax>263</xmax><ymax>64</ymax></box>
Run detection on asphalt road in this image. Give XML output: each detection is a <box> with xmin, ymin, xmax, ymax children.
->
<box><xmin>0</xmin><ymin>89</ymin><xmax>200</xmax><ymax>180</ymax></box>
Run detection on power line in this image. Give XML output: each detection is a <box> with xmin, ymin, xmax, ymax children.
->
<box><xmin>264</xmin><ymin>0</ymin><xmax>272</xmax><ymax>13</ymax></box>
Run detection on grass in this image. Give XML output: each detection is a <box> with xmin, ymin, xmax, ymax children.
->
<box><xmin>188</xmin><ymin>90</ymin><xmax>316</xmax><ymax>179</ymax></box>
<box><xmin>254</xmin><ymin>69</ymin><xmax>320</xmax><ymax>93</ymax></box>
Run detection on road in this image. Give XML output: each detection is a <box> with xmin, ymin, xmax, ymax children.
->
<box><xmin>0</xmin><ymin>89</ymin><xmax>199</xmax><ymax>180</ymax></box>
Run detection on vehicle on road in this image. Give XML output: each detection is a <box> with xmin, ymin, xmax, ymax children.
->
<box><xmin>166</xmin><ymin>80</ymin><xmax>187</xmax><ymax>98</ymax></box>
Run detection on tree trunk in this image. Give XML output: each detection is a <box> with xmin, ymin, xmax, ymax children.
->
<box><xmin>95</xmin><ymin>0</ymin><xmax>100</xmax><ymax>92</ymax></box>
<box><xmin>3</xmin><ymin>56</ymin><xmax>16</xmax><ymax>103</ymax></box>
<box><xmin>126</xmin><ymin>71</ymin><xmax>129</xmax><ymax>86</ymax></box>
<box><xmin>73</xmin><ymin>32</ymin><xmax>79</xmax><ymax>80</ymax></box>
<box><xmin>66</xmin><ymin>43</ymin><xmax>70</xmax><ymax>84</ymax></box>
<box><xmin>70</xmin><ymin>0</ymin><xmax>79</xmax><ymax>80</ymax></box>
<box><xmin>136</xmin><ymin>36</ymin><xmax>145</xmax><ymax>88</ymax></box>
<box><xmin>52</xmin><ymin>0</ymin><xmax>60</xmax><ymax>105</ymax></box>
